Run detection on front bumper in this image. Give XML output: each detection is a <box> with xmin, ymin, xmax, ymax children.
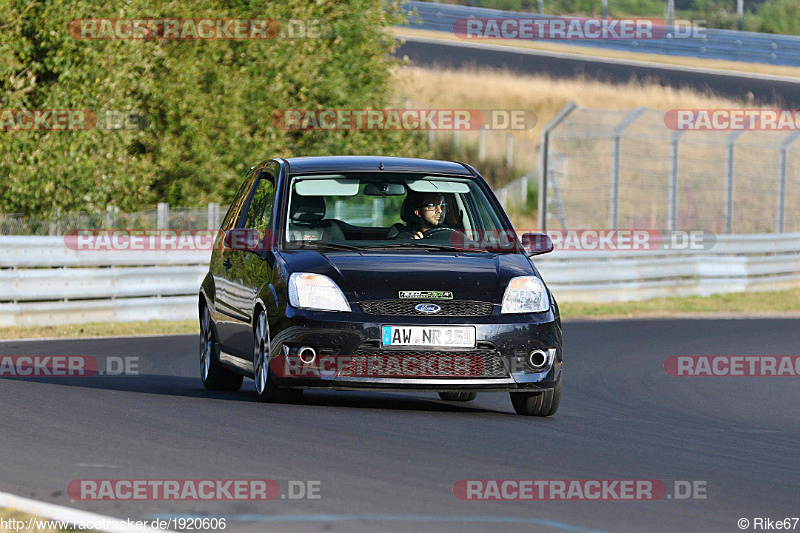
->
<box><xmin>268</xmin><ymin>307</ymin><xmax>563</xmax><ymax>392</ymax></box>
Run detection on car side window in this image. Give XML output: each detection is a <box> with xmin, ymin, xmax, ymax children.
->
<box><xmin>244</xmin><ymin>172</ymin><xmax>275</xmax><ymax>232</ymax></box>
<box><xmin>221</xmin><ymin>168</ymin><xmax>259</xmax><ymax>231</ymax></box>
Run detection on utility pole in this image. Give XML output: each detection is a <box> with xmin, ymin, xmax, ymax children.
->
<box><xmin>602</xmin><ymin>0</ymin><xmax>608</xmax><ymax>18</ymax></box>
<box><xmin>538</xmin><ymin>0</ymin><xmax>544</xmax><ymax>15</ymax></box>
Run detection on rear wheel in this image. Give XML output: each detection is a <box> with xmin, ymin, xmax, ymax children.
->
<box><xmin>200</xmin><ymin>306</ymin><xmax>243</xmax><ymax>391</ymax></box>
<box><xmin>509</xmin><ymin>380</ymin><xmax>561</xmax><ymax>416</ymax></box>
<box><xmin>438</xmin><ymin>392</ymin><xmax>478</xmax><ymax>402</ymax></box>
<box><xmin>253</xmin><ymin>311</ymin><xmax>302</xmax><ymax>403</ymax></box>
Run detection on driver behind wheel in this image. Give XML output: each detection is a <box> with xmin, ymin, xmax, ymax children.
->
<box><xmin>394</xmin><ymin>192</ymin><xmax>447</xmax><ymax>239</ymax></box>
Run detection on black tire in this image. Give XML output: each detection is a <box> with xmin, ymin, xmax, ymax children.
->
<box><xmin>510</xmin><ymin>380</ymin><xmax>561</xmax><ymax>416</ymax></box>
<box><xmin>200</xmin><ymin>306</ymin><xmax>243</xmax><ymax>391</ymax></box>
<box><xmin>253</xmin><ymin>310</ymin><xmax>303</xmax><ymax>404</ymax></box>
<box><xmin>438</xmin><ymin>392</ymin><xmax>478</xmax><ymax>402</ymax></box>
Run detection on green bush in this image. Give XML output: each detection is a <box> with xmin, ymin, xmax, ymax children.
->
<box><xmin>0</xmin><ymin>0</ymin><xmax>427</xmax><ymax>215</ymax></box>
<box><xmin>747</xmin><ymin>0</ymin><xmax>800</xmax><ymax>35</ymax></box>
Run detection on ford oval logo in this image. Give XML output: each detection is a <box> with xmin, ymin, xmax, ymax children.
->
<box><xmin>415</xmin><ymin>303</ymin><xmax>441</xmax><ymax>314</ymax></box>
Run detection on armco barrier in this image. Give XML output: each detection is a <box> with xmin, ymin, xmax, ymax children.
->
<box><xmin>0</xmin><ymin>236</ymin><xmax>211</xmax><ymax>327</ymax></box>
<box><xmin>402</xmin><ymin>1</ymin><xmax>800</xmax><ymax>66</ymax></box>
<box><xmin>535</xmin><ymin>233</ymin><xmax>800</xmax><ymax>302</ymax></box>
<box><xmin>1</xmin><ymin>233</ymin><xmax>799</xmax><ymax>326</ymax></box>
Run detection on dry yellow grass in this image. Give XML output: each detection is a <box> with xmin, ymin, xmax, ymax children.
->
<box><xmin>394</xmin><ymin>64</ymin><xmax>754</xmax><ymax>149</ymax></box>
<box><xmin>392</xmin><ymin>27</ymin><xmax>800</xmax><ymax>79</ymax></box>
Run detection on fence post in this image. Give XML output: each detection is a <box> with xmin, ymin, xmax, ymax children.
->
<box><xmin>427</xmin><ymin>129</ymin><xmax>435</xmax><ymax>150</ymax></box>
<box><xmin>105</xmin><ymin>205</ymin><xmax>119</xmax><ymax>229</ymax></box>
<box><xmin>667</xmin><ymin>130</ymin><xmax>685</xmax><ymax>232</ymax></box>
<box><xmin>208</xmin><ymin>202</ymin><xmax>220</xmax><ymax>229</ymax></box>
<box><xmin>498</xmin><ymin>188</ymin><xmax>508</xmax><ymax>208</ymax></box>
<box><xmin>724</xmin><ymin>131</ymin><xmax>745</xmax><ymax>234</ymax></box>
<box><xmin>157</xmin><ymin>202</ymin><xmax>169</xmax><ymax>230</ymax></box>
<box><xmin>520</xmin><ymin>176</ymin><xmax>528</xmax><ymax>207</ymax></box>
<box><xmin>453</xmin><ymin>130</ymin><xmax>460</xmax><ymax>150</ymax></box>
<box><xmin>478</xmin><ymin>126</ymin><xmax>486</xmax><ymax>161</ymax></box>
<box><xmin>777</xmin><ymin>132</ymin><xmax>800</xmax><ymax>233</ymax></box>
<box><xmin>538</xmin><ymin>101</ymin><xmax>578</xmax><ymax>231</ymax></box>
<box><xmin>609</xmin><ymin>107</ymin><xmax>647</xmax><ymax>230</ymax></box>
<box><xmin>506</xmin><ymin>134</ymin><xmax>514</xmax><ymax>168</ymax></box>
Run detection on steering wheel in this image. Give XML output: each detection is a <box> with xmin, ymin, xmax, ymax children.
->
<box><xmin>421</xmin><ymin>226</ymin><xmax>456</xmax><ymax>238</ymax></box>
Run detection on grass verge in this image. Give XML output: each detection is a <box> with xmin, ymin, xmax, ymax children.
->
<box><xmin>0</xmin><ymin>320</ymin><xmax>197</xmax><ymax>340</ymax></box>
<box><xmin>1</xmin><ymin>290</ymin><xmax>798</xmax><ymax>341</ymax></box>
<box><xmin>560</xmin><ymin>288</ymin><xmax>800</xmax><ymax>319</ymax></box>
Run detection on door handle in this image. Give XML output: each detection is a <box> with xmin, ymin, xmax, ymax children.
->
<box><xmin>223</xmin><ymin>259</ymin><xmax>232</xmax><ymax>271</ymax></box>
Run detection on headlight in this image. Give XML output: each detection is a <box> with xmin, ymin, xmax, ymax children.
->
<box><xmin>288</xmin><ymin>273</ymin><xmax>351</xmax><ymax>312</ymax></box>
<box><xmin>501</xmin><ymin>276</ymin><xmax>550</xmax><ymax>314</ymax></box>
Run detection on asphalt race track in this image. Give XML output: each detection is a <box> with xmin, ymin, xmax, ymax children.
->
<box><xmin>395</xmin><ymin>36</ymin><xmax>800</xmax><ymax>107</ymax></box>
<box><xmin>1</xmin><ymin>319</ymin><xmax>798</xmax><ymax>532</ymax></box>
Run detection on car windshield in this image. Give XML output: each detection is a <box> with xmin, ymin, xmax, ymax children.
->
<box><xmin>283</xmin><ymin>173</ymin><xmax>519</xmax><ymax>252</ymax></box>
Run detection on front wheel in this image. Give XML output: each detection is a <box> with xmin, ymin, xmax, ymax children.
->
<box><xmin>253</xmin><ymin>311</ymin><xmax>302</xmax><ymax>404</ymax></box>
<box><xmin>200</xmin><ymin>306</ymin><xmax>243</xmax><ymax>391</ymax></box>
<box><xmin>509</xmin><ymin>381</ymin><xmax>561</xmax><ymax>416</ymax></box>
<box><xmin>438</xmin><ymin>392</ymin><xmax>478</xmax><ymax>402</ymax></box>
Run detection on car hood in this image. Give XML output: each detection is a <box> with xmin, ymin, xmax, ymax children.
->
<box><xmin>277</xmin><ymin>250</ymin><xmax>538</xmax><ymax>303</ymax></box>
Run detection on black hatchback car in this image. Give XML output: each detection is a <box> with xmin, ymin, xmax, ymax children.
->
<box><xmin>199</xmin><ymin>156</ymin><xmax>562</xmax><ymax>416</ymax></box>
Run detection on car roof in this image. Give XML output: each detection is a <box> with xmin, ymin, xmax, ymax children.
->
<box><xmin>282</xmin><ymin>156</ymin><xmax>474</xmax><ymax>176</ymax></box>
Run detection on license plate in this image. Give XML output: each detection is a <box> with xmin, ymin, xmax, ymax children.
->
<box><xmin>381</xmin><ymin>326</ymin><xmax>476</xmax><ymax>348</ymax></box>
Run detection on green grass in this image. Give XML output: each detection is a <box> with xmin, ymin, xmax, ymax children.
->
<box><xmin>560</xmin><ymin>288</ymin><xmax>800</xmax><ymax>319</ymax></box>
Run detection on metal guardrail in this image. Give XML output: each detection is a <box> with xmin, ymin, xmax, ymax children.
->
<box><xmin>0</xmin><ymin>236</ymin><xmax>211</xmax><ymax>327</ymax></box>
<box><xmin>1</xmin><ymin>234</ymin><xmax>799</xmax><ymax>325</ymax></box>
<box><xmin>402</xmin><ymin>1</ymin><xmax>800</xmax><ymax>66</ymax></box>
<box><xmin>536</xmin><ymin>233</ymin><xmax>800</xmax><ymax>302</ymax></box>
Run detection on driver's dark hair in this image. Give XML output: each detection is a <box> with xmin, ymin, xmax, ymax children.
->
<box><xmin>413</xmin><ymin>191</ymin><xmax>443</xmax><ymax>208</ymax></box>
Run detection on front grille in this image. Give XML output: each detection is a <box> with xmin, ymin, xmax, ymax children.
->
<box><xmin>358</xmin><ymin>299</ymin><xmax>495</xmax><ymax>317</ymax></box>
<box><xmin>339</xmin><ymin>343</ymin><xmax>508</xmax><ymax>378</ymax></box>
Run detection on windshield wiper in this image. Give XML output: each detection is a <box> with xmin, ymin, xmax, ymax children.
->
<box><xmin>369</xmin><ymin>243</ymin><xmax>487</xmax><ymax>253</ymax></box>
<box><xmin>287</xmin><ymin>240</ymin><xmax>364</xmax><ymax>252</ymax></box>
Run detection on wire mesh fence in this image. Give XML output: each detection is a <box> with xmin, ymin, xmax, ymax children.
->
<box><xmin>540</xmin><ymin>104</ymin><xmax>800</xmax><ymax>234</ymax></box>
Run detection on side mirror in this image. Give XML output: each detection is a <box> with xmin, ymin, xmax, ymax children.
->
<box><xmin>521</xmin><ymin>232</ymin><xmax>554</xmax><ymax>256</ymax></box>
<box><xmin>223</xmin><ymin>228</ymin><xmax>267</xmax><ymax>252</ymax></box>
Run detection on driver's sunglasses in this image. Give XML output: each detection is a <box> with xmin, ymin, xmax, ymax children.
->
<box><xmin>421</xmin><ymin>202</ymin><xmax>447</xmax><ymax>211</ymax></box>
